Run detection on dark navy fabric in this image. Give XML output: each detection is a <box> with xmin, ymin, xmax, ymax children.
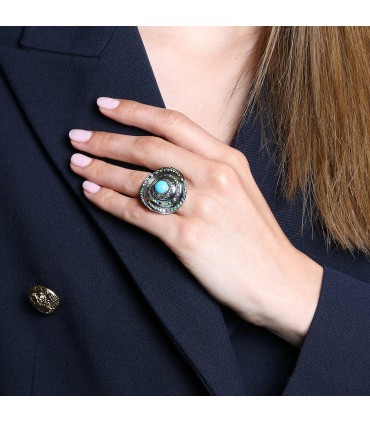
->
<box><xmin>0</xmin><ymin>26</ymin><xmax>369</xmax><ymax>396</ymax></box>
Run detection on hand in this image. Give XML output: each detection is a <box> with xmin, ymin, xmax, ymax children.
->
<box><xmin>69</xmin><ymin>97</ymin><xmax>324</xmax><ymax>347</ymax></box>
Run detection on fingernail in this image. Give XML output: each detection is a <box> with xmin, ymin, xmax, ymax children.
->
<box><xmin>82</xmin><ymin>180</ymin><xmax>101</xmax><ymax>194</ymax></box>
<box><xmin>69</xmin><ymin>129</ymin><xmax>93</xmax><ymax>142</ymax></box>
<box><xmin>71</xmin><ymin>153</ymin><xmax>93</xmax><ymax>167</ymax></box>
<box><xmin>97</xmin><ymin>97</ymin><xmax>120</xmax><ymax>110</ymax></box>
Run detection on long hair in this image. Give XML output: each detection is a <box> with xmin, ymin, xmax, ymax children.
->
<box><xmin>234</xmin><ymin>26</ymin><xmax>370</xmax><ymax>256</ymax></box>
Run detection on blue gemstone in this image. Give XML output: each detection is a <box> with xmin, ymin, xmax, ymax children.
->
<box><xmin>155</xmin><ymin>180</ymin><xmax>169</xmax><ymax>194</ymax></box>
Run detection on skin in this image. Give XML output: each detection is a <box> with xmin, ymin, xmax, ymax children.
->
<box><xmin>137</xmin><ymin>26</ymin><xmax>261</xmax><ymax>145</ymax></box>
<box><xmin>69</xmin><ymin>98</ymin><xmax>324</xmax><ymax>348</ymax></box>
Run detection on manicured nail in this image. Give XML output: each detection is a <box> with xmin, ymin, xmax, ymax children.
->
<box><xmin>70</xmin><ymin>153</ymin><xmax>93</xmax><ymax>167</ymax></box>
<box><xmin>97</xmin><ymin>97</ymin><xmax>120</xmax><ymax>109</ymax></box>
<box><xmin>69</xmin><ymin>129</ymin><xmax>93</xmax><ymax>142</ymax></box>
<box><xmin>82</xmin><ymin>180</ymin><xmax>101</xmax><ymax>194</ymax></box>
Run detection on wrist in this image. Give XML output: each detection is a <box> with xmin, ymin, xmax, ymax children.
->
<box><xmin>249</xmin><ymin>247</ymin><xmax>324</xmax><ymax>347</ymax></box>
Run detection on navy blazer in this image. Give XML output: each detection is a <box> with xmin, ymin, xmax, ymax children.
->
<box><xmin>0</xmin><ymin>26</ymin><xmax>369</xmax><ymax>396</ymax></box>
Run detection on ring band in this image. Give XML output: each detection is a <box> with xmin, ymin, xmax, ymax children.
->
<box><xmin>139</xmin><ymin>167</ymin><xmax>187</xmax><ymax>214</ymax></box>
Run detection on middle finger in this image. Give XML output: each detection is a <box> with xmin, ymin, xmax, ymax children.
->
<box><xmin>69</xmin><ymin>129</ymin><xmax>206</xmax><ymax>183</ymax></box>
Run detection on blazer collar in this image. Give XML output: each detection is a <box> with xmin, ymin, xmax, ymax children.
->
<box><xmin>0</xmin><ymin>26</ymin><xmax>247</xmax><ymax>395</ymax></box>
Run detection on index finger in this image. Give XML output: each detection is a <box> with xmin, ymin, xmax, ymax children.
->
<box><xmin>96</xmin><ymin>97</ymin><xmax>231</xmax><ymax>161</ymax></box>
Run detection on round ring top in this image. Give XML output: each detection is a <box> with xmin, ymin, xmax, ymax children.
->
<box><xmin>139</xmin><ymin>166</ymin><xmax>187</xmax><ymax>214</ymax></box>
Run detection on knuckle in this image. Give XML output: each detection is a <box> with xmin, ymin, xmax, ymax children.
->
<box><xmin>94</xmin><ymin>131</ymin><xmax>113</xmax><ymax>151</ymax></box>
<box><xmin>209</xmin><ymin>162</ymin><xmax>238</xmax><ymax>190</ymax></box>
<box><xmin>162</xmin><ymin>109</ymin><xmax>188</xmax><ymax>128</ymax></box>
<box><xmin>99</xmin><ymin>189</ymin><xmax>117</xmax><ymax>210</ymax></box>
<box><xmin>124</xmin><ymin>202</ymin><xmax>144</xmax><ymax>222</ymax></box>
<box><xmin>138</xmin><ymin>171</ymin><xmax>151</xmax><ymax>187</ymax></box>
<box><xmin>130</xmin><ymin>171</ymin><xmax>148</xmax><ymax>192</ymax></box>
<box><xmin>232</xmin><ymin>150</ymin><xmax>250</xmax><ymax>169</ymax></box>
<box><xmin>137</xmin><ymin>136</ymin><xmax>166</xmax><ymax>156</ymax></box>
<box><xmin>90</xmin><ymin>161</ymin><xmax>106</xmax><ymax>180</ymax></box>
<box><xmin>124</xmin><ymin>101</ymin><xmax>142</xmax><ymax>121</ymax></box>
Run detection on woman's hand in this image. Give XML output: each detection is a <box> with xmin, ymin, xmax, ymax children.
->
<box><xmin>69</xmin><ymin>97</ymin><xmax>324</xmax><ymax>347</ymax></box>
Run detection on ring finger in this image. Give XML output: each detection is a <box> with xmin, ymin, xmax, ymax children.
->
<box><xmin>69</xmin><ymin>153</ymin><xmax>196</xmax><ymax>215</ymax></box>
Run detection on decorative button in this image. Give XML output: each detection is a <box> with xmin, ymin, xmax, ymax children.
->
<box><xmin>28</xmin><ymin>285</ymin><xmax>60</xmax><ymax>315</ymax></box>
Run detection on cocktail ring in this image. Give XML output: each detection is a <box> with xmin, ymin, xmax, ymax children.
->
<box><xmin>139</xmin><ymin>166</ymin><xmax>187</xmax><ymax>214</ymax></box>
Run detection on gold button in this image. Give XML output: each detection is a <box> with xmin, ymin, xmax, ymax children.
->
<box><xmin>28</xmin><ymin>285</ymin><xmax>60</xmax><ymax>315</ymax></box>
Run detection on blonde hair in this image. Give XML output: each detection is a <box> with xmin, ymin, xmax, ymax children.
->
<box><xmin>235</xmin><ymin>26</ymin><xmax>370</xmax><ymax>256</ymax></box>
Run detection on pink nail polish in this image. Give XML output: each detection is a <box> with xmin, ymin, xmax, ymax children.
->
<box><xmin>69</xmin><ymin>129</ymin><xmax>93</xmax><ymax>142</ymax></box>
<box><xmin>70</xmin><ymin>153</ymin><xmax>93</xmax><ymax>167</ymax></box>
<box><xmin>82</xmin><ymin>180</ymin><xmax>101</xmax><ymax>194</ymax></box>
<box><xmin>97</xmin><ymin>97</ymin><xmax>120</xmax><ymax>110</ymax></box>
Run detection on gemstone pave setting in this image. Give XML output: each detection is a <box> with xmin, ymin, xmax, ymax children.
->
<box><xmin>139</xmin><ymin>167</ymin><xmax>187</xmax><ymax>214</ymax></box>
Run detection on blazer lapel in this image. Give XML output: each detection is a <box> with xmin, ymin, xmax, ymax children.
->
<box><xmin>0</xmin><ymin>27</ymin><xmax>246</xmax><ymax>395</ymax></box>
